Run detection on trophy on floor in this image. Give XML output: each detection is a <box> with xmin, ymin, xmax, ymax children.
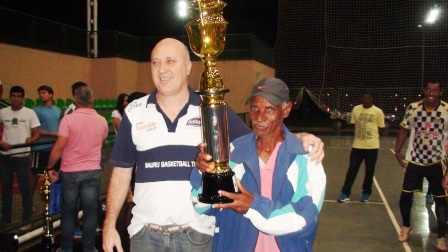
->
<box><xmin>185</xmin><ymin>0</ymin><xmax>237</xmax><ymax>203</ymax></box>
<box><xmin>40</xmin><ymin>171</ymin><xmax>55</xmax><ymax>251</ymax></box>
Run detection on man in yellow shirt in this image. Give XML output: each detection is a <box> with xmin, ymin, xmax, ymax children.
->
<box><xmin>338</xmin><ymin>90</ymin><xmax>385</xmax><ymax>203</ymax></box>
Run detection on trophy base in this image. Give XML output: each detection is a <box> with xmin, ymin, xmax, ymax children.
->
<box><xmin>199</xmin><ymin>171</ymin><xmax>237</xmax><ymax>204</ymax></box>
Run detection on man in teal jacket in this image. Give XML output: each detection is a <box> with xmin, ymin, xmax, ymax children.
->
<box><xmin>192</xmin><ymin>77</ymin><xmax>326</xmax><ymax>251</ymax></box>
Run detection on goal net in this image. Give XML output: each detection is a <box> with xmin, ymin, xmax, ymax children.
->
<box><xmin>275</xmin><ymin>1</ymin><xmax>448</xmax><ymax>127</ymax></box>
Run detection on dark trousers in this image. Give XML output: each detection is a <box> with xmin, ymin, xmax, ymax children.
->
<box><xmin>0</xmin><ymin>155</ymin><xmax>32</xmax><ymax>224</ymax></box>
<box><xmin>341</xmin><ymin>148</ymin><xmax>378</xmax><ymax>196</ymax></box>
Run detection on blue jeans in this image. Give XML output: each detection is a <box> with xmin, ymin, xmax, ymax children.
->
<box><xmin>60</xmin><ymin>170</ymin><xmax>100</xmax><ymax>252</ymax></box>
<box><xmin>130</xmin><ymin>225</ymin><xmax>213</xmax><ymax>252</ymax></box>
<box><xmin>0</xmin><ymin>155</ymin><xmax>32</xmax><ymax>224</ymax></box>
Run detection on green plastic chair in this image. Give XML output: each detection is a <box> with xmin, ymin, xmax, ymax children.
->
<box><xmin>105</xmin><ymin>113</ymin><xmax>113</xmax><ymax>125</ymax></box>
<box><xmin>111</xmin><ymin>99</ymin><xmax>117</xmax><ymax>108</ymax></box>
<box><xmin>66</xmin><ymin>98</ymin><xmax>73</xmax><ymax>107</ymax></box>
<box><xmin>25</xmin><ymin>98</ymin><xmax>35</xmax><ymax>108</ymax></box>
<box><xmin>56</xmin><ymin>98</ymin><xmax>66</xmax><ymax>109</ymax></box>
<box><xmin>96</xmin><ymin>98</ymin><xmax>105</xmax><ymax>109</ymax></box>
<box><xmin>104</xmin><ymin>98</ymin><xmax>112</xmax><ymax>109</ymax></box>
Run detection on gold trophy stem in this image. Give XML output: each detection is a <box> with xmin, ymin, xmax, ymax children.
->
<box><xmin>40</xmin><ymin>170</ymin><xmax>55</xmax><ymax>250</ymax></box>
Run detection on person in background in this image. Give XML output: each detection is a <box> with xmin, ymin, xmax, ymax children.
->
<box><xmin>395</xmin><ymin>78</ymin><xmax>448</xmax><ymax>251</ymax></box>
<box><xmin>64</xmin><ymin>82</ymin><xmax>87</xmax><ymax>116</ymax></box>
<box><xmin>31</xmin><ymin>85</ymin><xmax>62</xmax><ymax>212</ymax></box>
<box><xmin>47</xmin><ymin>87</ymin><xmax>108</xmax><ymax>251</ymax></box>
<box><xmin>0</xmin><ymin>85</ymin><xmax>40</xmax><ymax>229</ymax></box>
<box><xmin>111</xmin><ymin>93</ymin><xmax>129</xmax><ymax>134</ymax></box>
<box><xmin>192</xmin><ymin>77</ymin><xmax>326</xmax><ymax>251</ymax></box>
<box><xmin>62</xmin><ymin>81</ymin><xmax>89</xmax><ymax>238</ymax></box>
<box><xmin>337</xmin><ymin>91</ymin><xmax>385</xmax><ymax>203</ymax></box>
<box><xmin>102</xmin><ymin>38</ymin><xmax>324</xmax><ymax>252</ymax></box>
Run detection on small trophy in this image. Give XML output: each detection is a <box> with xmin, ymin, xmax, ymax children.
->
<box><xmin>185</xmin><ymin>0</ymin><xmax>237</xmax><ymax>203</ymax></box>
<box><xmin>40</xmin><ymin>171</ymin><xmax>55</xmax><ymax>250</ymax></box>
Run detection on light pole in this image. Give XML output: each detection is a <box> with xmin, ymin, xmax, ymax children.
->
<box><xmin>418</xmin><ymin>5</ymin><xmax>441</xmax><ymax>86</ymax></box>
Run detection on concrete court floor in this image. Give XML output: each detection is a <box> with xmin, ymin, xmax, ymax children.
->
<box><xmin>315</xmin><ymin>135</ymin><xmax>440</xmax><ymax>252</ymax></box>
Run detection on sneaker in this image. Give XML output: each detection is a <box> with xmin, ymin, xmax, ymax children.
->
<box><xmin>398</xmin><ymin>226</ymin><xmax>412</xmax><ymax>242</ymax></box>
<box><xmin>426</xmin><ymin>193</ymin><xmax>434</xmax><ymax>205</ymax></box>
<box><xmin>73</xmin><ymin>228</ymin><xmax>83</xmax><ymax>239</ymax></box>
<box><xmin>361</xmin><ymin>193</ymin><xmax>370</xmax><ymax>202</ymax></box>
<box><xmin>337</xmin><ymin>193</ymin><xmax>350</xmax><ymax>202</ymax></box>
<box><xmin>19</xmin><ymin>223</ymin><xmax>32</xmax><ymax>231</ymax></box>
<box><xmin>436</xmin><ymin>237</ymin><xmax>448</xmax><ymax>251</ymax></box>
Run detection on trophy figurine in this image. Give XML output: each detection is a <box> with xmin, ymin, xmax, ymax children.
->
<box><xmin>185</xmin><ymin>0</ymin><xmax>237</xmax><ymax>203</ymax></box>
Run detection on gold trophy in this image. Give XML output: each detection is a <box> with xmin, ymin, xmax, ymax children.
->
<box><xmin>40</xmin><ymin>171</ymin><xmax>55</xmax><ymax>250</ymax></box>
<box><xmin>185</xmin><ymin>0</ymin><xmax>236</xmax><ymax>203</ymax></box>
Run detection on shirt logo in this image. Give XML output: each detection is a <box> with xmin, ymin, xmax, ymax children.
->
<box><xmin>186</xmin><ymin>117</ymin><xmax>201</xmax><ymax>127</ymax></box>
<box><xmin>11</xmin><ymin>118</ymin><xmax>18</xmax><ymax>125</ymax></box>
<box><xmin>136</xmin><ymin>121</ymin><xmax>157</xmax><ymax>131</ymax></box>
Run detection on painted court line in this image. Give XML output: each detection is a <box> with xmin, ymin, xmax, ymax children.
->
<box><xmin>324</xmin><ymin>199</ymin><xmax>384</xmax><ymax>205</ymax></box>
<box><xmin>387</xmin><ymin>149</ymin><xmax>412</xmax><ymax>252</ymax></box>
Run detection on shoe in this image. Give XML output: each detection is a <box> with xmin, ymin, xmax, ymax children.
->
<box><xmin>398</xmin><ymin>226</ymin><xmax>412</xmax><ymax>242</ymax></box>
<box><xmin>33</xmin><ymin>206</ymin><xmax>37</xmax><ymax>213</ymax></box>
<box><xmin>426</xmin><ymin>193</ymin><xmax>434</xmax><ymax>205</ymax></box>
<box><xmin>19</xmin><ymin>223</ymin><xmax>32</xmax><ymax>231</ymax></box>
<box><xmin>337</xmin><ymin>193</ymin><xmax>350</xmax><ymax>202</ymax></box>
<box><xmin>361</xmin><ymin>193</ymin><xmax>370</xmax><ymax>202</ymax></box>
<box><xmin>436</xmin><ymin>237</ymin><xmax>448</xmax><ymax>251</ymax></box>
<box><xmin>73</xmin><ymin>228</ymin><xmax>83</xmax><ymax>239</ymax></box>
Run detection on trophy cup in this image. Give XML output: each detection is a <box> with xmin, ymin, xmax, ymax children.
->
<box><xmin>40</xmin><ymin>171</ymin><xmax>55</xmax><ymax>250</ymax></box>
<box><xmin>185</xmin><ymin>0</ymin><xmax>237</xmax><ymax>203</ymax></box>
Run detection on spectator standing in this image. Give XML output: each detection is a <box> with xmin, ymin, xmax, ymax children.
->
<box><xmin>47</xmin><ymin>87</ymin><xmax>108</xmax><ymax>251</ymax></box>
<box><xmin>64</xmin><ymin>82</ymin><xmax>87</xmax><ymax>116</ymax></box>
<box><xmin>338</xmin><ymin>91</ymin><xmax>385</xmax><ymax>203</ymax></box>
<box><xmin>32</xmin><ymin>85</ymin><xmax>62</xmax><ymax>207</ymax></box>
<box><xmin>0</xmin><ymin>86</ymin><xmax>40</xmax><ymax>228</ymax></box>
<box><xmin>395</xmin><ymin>78</ymin><xmax>448</xmax><ymax>251</ymax></box>
<box><xmin>111</xmin><ymin>93</ymin><xmax>128</xmax><ymax>134</ymax></box>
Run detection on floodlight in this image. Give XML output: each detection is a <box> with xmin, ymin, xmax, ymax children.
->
<box><xmin>178</xmin><ymin>1</ymin><xmax>188</xmax><ymax>18</ymax></box>
<box><xmin>425</xmin><ymin>5</ymin><xmax>441</xmax><ymax>24</ymax></box>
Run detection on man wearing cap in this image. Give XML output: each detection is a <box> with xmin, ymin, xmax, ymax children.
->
<box><xmin>192</xmin><ymin>77</ymin><xmax>326</xmax><ymax>251</ymax></box>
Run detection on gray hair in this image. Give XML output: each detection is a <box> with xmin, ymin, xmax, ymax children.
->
<box><xmin>74</xmin><ymin>87</ymin><xmax>93</xmax><ymax>106</ymax></box>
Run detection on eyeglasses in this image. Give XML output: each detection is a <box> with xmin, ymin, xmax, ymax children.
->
<box><xmin>424</xmin><ymin>88</ymin><xmax>441</xmax><ymax>93</ymax></box>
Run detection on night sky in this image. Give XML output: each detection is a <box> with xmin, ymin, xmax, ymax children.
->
<box><xmin>0</xmin><ymin>0</ymin><xmax>278</xmax><ymax>47</ymax></box>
